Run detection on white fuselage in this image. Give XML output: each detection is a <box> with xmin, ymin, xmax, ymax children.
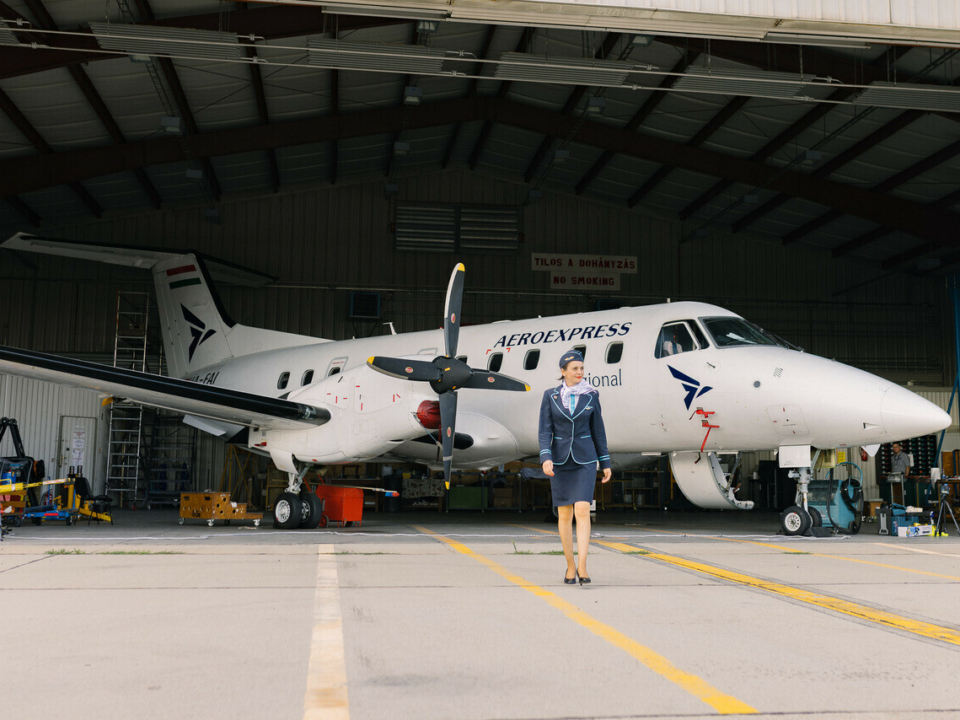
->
<box><xmin>179</xmin><ymin>302</ymin><xmax>950</xmax><ymax>471</ymax></box>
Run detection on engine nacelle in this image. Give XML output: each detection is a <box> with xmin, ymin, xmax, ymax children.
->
<box><xmin>251</xmin><ymin>365</ymin><xmax>435</xmax><ymax>465</ymax></box>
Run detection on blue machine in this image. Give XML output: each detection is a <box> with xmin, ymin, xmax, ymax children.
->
<box><xmin>807</xmin><ymin>462</ymin><xmax>864</xmax><ymax>534</ymax></box>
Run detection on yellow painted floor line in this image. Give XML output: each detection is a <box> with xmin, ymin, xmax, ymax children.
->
<box><xmin>876</xmin><ymin>542</ymin><xmax>960</xmax><ymax>557</ymax></box>
<box><xmin>414</xmin><ymin>525</ymin><xmax>756</xmax><ymax>716</ymax></box>
<box><xmin>303</xmin><ymin>545</ymin><xmax>350</xmax><ymax>720</ymax></box>
<box><xmin>517</xmin><ymin>524</ymin><xmax>960</xmax><ymax>582</ymax></box>
<box><xmin>517</xmin><ymin>524</ymin><xmax>960</xmax><ymax>646</ymax></box>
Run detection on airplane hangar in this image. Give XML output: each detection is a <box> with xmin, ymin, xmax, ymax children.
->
<box><xmin>3</xmin><ymin>3</ymin><xmax>960</xmax><ymax>718</ymax></box>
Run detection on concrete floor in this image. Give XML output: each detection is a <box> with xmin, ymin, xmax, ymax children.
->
<box><xmin>3</xmin><ymin>509</ymin><xmax>960</xmax><ymax>719</ymax></box>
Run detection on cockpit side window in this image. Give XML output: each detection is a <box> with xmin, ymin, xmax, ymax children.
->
<box><xmin>689</xmin><ymin>320</ymin><xmax>710</xmax><ymax>349</ymax></box>
<box><xmin>655</xmin><ymin>322</ymin><xmax>699</xmax><ymax>359</ymax></box>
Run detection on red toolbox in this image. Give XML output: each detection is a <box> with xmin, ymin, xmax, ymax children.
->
<box><xmin>314</xmin><ymin>485</ymin><xmax>364</xmax><ymax>527</ymax></box>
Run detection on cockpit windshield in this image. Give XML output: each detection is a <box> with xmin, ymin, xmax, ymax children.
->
<box><xmin>701</xmin><ymin>317</ymin><xmax>786</xmax><ymax>348</ymax></box>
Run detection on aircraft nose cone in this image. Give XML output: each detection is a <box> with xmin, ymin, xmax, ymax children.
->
<box><xmin>881</xmin><ymin>385</ymin><xmax>951</xmax><ymax>439</ymax></box>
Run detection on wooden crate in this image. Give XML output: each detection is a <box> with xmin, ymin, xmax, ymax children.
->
<box><xmin>179</xmin><ymin>492</ymin><xmax>263</xmax><ymax>527</ymax></box>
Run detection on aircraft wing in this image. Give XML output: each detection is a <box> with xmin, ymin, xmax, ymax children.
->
<box><xmin>0</xmin><ymin>345</ymin><xmax>329</xmax><ymax>431</ymax></box>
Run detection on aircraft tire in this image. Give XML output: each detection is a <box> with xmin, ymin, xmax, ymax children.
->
<box><xmin>274</xmin><ymin>492</ymin><xmax>302</xmax><ymax>529</ymax></box>
<box><xmin>808</xmin><ymin>507</ymin><xmax>822</xmax><ymax>527</ymax></box>
<box><xmin>781</xmin><ymin>505</ymin><xmax>811</xmax><ymax>536</ymax></box>
<box><xmin>300</xmin><ymin>493</ymin><xmax>323</xmax><ymax>529</ymax></box>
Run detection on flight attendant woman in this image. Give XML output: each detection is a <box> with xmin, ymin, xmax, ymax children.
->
<box><xmin>538</xmin><ymin>350</ymin><xmax>612</xmax><ymax>585</ymax></box>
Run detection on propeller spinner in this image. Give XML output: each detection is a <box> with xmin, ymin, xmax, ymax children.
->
<box><xmin>367</xmin><ymin>263</ymin><xmax>530</xmax><ymax>488</ymax></box>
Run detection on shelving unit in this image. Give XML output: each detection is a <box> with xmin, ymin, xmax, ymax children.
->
<box><xmin>877</xmin><ymin>434</ymin><xmax>937</xmax><ymax>506</ymax></box>
<box><xmin>599</xmin><ymin>468</ymin><xmax>662</xmax><ymax>510</ymax></box>
<box><xmin>145</xmin><ymin>414</ymin><xmax>197</xmax><ymax>508</ymax></box>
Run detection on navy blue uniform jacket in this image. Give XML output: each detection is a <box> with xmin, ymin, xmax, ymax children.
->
<box><xmin>538</xmin><ymin>386</ymin><xmax>611</xmax><ymax>469</ymax></box>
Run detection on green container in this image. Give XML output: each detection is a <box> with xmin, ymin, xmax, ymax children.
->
<box><xmin>449</xmin><ymin>485</ymin><xmax>487</xmax><ymax>509</ymax></box>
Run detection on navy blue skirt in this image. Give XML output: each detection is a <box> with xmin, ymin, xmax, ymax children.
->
<box><xmin>551</xmin><ymin>460</ymin><xmax>598</xmax><ymax>507</ymax></box>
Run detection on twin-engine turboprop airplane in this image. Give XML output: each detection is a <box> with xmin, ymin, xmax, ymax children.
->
<box><xmin>0</xmin><ymin>233</ymin><xmax>951</xmax><ymax>534</ymax></box>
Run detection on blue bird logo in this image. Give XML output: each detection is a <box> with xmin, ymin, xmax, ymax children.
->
<box><xmin>181</xmin><ymin>304</ymin><xmax>216</xmax><ymax>362</ymax></box>
<box><xmin>668</xmin><ymin>366</ymin><xmax>712</xmax><ymax>410</ymax></box>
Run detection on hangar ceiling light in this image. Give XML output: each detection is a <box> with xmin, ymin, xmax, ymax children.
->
<box><xmin>306</xmin><ymin>39</ymin><xmax>448</xmax><ymax>74</ymax></box>
<box><xmin>674</xmin><ymin>67</ymin><xmax>814</xmax><ymax>100</ymax></box>
<box><xmin>494</xmin><ymin>53</ymin><xmax>636</xmax><ymax>85</ymax></box>
<box><xmin>762</xmin><ymin>33</ymin><xmax>872</xmax><ymax>49</ymax></box>
<box><xmin>854</xmin><ymin>82</ymin><xmax>960</xmax><ymax>113</ymax></box>
<box><xmin>0</xmin><ymin>19</ymin><xmax>19</xmax><ymax>46</ymax></box>
<box><xmin>89</xmin><ymin>22</ymin><xmax>242</xmax><ymax>61</ymax></box>
<box><xmin>321</xmin><ymin>4</ymin><xmax>450</xmax><ymax>22</ymax></box>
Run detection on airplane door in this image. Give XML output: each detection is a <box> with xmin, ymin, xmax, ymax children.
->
<box><xmin>58</xmin><ymin>415</ymin><xmax>98</xmax><ymax>478</ymax></box>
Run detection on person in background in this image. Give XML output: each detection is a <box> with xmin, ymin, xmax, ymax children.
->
<box><xmin>890</xmin><ymin>442</ymin><xmax>911</xmax><ymax>478</ymax></box>
<box><xmin>538</xmin><ymin>350</ymin><xmax>612</xmax><ymax>585</ymax></box>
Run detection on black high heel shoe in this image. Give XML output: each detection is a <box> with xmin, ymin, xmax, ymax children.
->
<box><xmin>578</xmin><ymin>573</ymin><xmax>591</xmax><ymax>585</ymax></box>
<box><xmin>564</xmin><ymin>570</ymin><xmax>578</xmax><ymax>584</ymax></box>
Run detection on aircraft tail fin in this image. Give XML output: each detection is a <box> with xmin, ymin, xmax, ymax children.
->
<box><xmin>152</xmin><ymin>255</ymin><xmax>237</xmax><ymax>377</ymax></box>
<box><xmin>2</xmin><ymin>233</ymin><xmax>319</xmax><ymax>379</ymax></box>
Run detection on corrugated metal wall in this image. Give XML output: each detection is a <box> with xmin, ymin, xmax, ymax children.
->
<box><xmin>0</xmin><ymin>374</ymin><xmax>109</xmax><ymax>493</ymax></box>
<box><xmin>1</xmin><ymin>170</ymin><xmax>947</xmax><ymax>378</ymax></box>
<box><xmin>0</xmin><ymin>169</ymin><xmax>953</xmax><ymax>494</ymax></box>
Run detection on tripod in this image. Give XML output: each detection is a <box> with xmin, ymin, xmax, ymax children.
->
<box><xmin>934</xmin><ymin>483</ymin><xmax>960</xmax><ymax>537</ymax></box>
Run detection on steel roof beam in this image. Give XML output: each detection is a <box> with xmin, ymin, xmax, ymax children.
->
<box><xmin>786</xmin><ymin>136</ymin><xmax>960</xmax><ymax>246</ymax></box>
<box><xmin>836</xmin><ymin>187</ymin><xmax>960</xmax><ymax>260</ymax></box>
<box><xmin>0</xmin><ymin>84</ymin><xmax>102</xmax><ymax>218</ymax></box>
<box><xmin>128</xmin><ymin>0</ymin><xmax>221</xmax><ymax>202</ymax></box>
<box><xmin>523</xmin><ymin>32</ymin><xmax>622</xmax><ymax>185</ymax></box>
<box><xmin>734</xmin><ymin>109</ymin><xmax>924</xmax><ymax>235</ymax></box>
<box><xmin>575</xmin><ymin>51</ymin><xmax>699</xmax><ymax>196</ymax></box>
<box><xmin>678</xmin><ymin>47</ymin><xmax>914</xmax><ymax>222</ymax></box>
<box><xmin>443</xmin><ymin>24</ymin><xmax>497</xmax><ymax>170</ymax></box>
<box><xmin>0</xmin><ymin>5</ymin><xmax>402</xmax><ymax>80</ymax></box>
<box><xmin>238</xmin><ymin>3</ymin><xmax>279</xmax><ymax>194</ymax></box>
<box><xmin>627</xmin><ymin>95</ymin><xmax>749</xmax><ymax>207</ymax></box>
<box><xmin>2</xmin><ymin>96</ymin><xmax>958</xmax><ymax>249</ymax></box>
<box><xmin>5</xmin><ymin>196</ymin><xmax>41</xmax><ymax>227</ymax></box>
<box><xmin>15</xmin><ymin>0</ymin><xmax>162</xmax><ymax>210</ymax></box>
<box><xmin>467</xmin><ymin>28</ymin><xmax>532</xmax><ymax>171</ymax></box>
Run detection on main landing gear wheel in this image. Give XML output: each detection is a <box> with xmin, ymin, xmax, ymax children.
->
<box><xmin>808</xmin><ymin>507</ymin><xmax>822</xmax><ymax>528</ymax></box>
<box><xmin>299</xmin><ymin>493</ymin><xmax>323</xmax><ymax>529</ymax></box>
<box><xmin>781</xmin><ymin>505</ymin><xmax>811</xmax><ymax>536</ymax></box>
<box><xmin>274</xmin><ymin>492</ymin><xmax>302</xmax><ymax>529</ymax></box>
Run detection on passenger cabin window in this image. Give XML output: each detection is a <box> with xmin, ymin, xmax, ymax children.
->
<box><xmin>488</xmin><ymin>352</ymin><xmax>503</xmax><ymax>372</ymax></box>
<box><xmin>328</xmin><ymin>367</ymin><xmax>341</xmax><ymax>377</ymax></box>
<box><xmin>701</xmin><ymin>317</ymin><xmax>778</xmax><ymax>348</ymax></box>
<box><xmin>606</xmin><ymin>342</ymin><xmax>623</xmax><ymax>364</ymax></box>
<box><xmin>573</xmin><ymin>344</ymin><xmax>586</xmax><ymax>360</ymax></box>
<box><xmin>524</xmin><ymin>349</ymin><xmax>540</xmax><ymax>370</ymax></box>
<box><xmin>301</xmin><ymin>370</ymin><xmax>314</xmax><ymax>386</ymax></box>
<box><xmin>655</xmin><ymin>322</ymin><xmax>698</xmax><ymax>359</ymax></box>
<box><xmin>277</xmin><ymin>372</ymin><xmax>290</xmax><ymax>390</ymax></box>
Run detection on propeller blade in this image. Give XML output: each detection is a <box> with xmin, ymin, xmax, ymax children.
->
<box><xmin>367</xmin><ymin>356</ymin><xmax>440</xmax><ymax>382</ymax></box>
<box><xmin>462</xmin><ymin>370</ymin><xmax>530</xmax><ymax>392</ymax></box>
<box><xmin>444</xmin><ymin>263</ymin><xmax>465</xmax><ymax>359</ymax></box>
<box><xmin>439</xmin><ymin>391</ymin><xmax>457</xmax><ymax>490</ymax></box>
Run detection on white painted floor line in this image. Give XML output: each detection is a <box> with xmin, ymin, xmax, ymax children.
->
<box><xmin>875</xmin><ymin>542</ymin><xmax>960</xmax><ymax>556</ymax></box>
<box><xmin>303</xmin><ymin>545</ymin><xmax>350</xmax><ymax>720</ymax></box>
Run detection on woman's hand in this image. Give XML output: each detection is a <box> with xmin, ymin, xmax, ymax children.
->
<box><xmin>542</xmin><ymin>460</ymin><xmax>554</xmax><ymax>477</ymax></box>
<box><xmin>601</xmin><ymin>468</ymin><xmax>612</xmax><ymax>483</ymax></box>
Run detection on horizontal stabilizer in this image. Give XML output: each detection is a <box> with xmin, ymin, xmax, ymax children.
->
<box><xmin>0</xmin><ymin>345</ymin><xmax>328</xmax><ymax>431</ymax></box>
<box><xmin>2</xmin><ymin>233</ymin><xmax>275</xmax><ymax>287</ymax></box>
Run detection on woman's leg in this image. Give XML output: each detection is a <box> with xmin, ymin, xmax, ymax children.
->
<box><xmin>557</xmin><ymin>504</ymin><xmax>576</xmax><ymax>578</ymax></box>
<box><xmin>574</xmin><ymin>501</ymin><xmax>591</xmax><ymax>577</ymax></box>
